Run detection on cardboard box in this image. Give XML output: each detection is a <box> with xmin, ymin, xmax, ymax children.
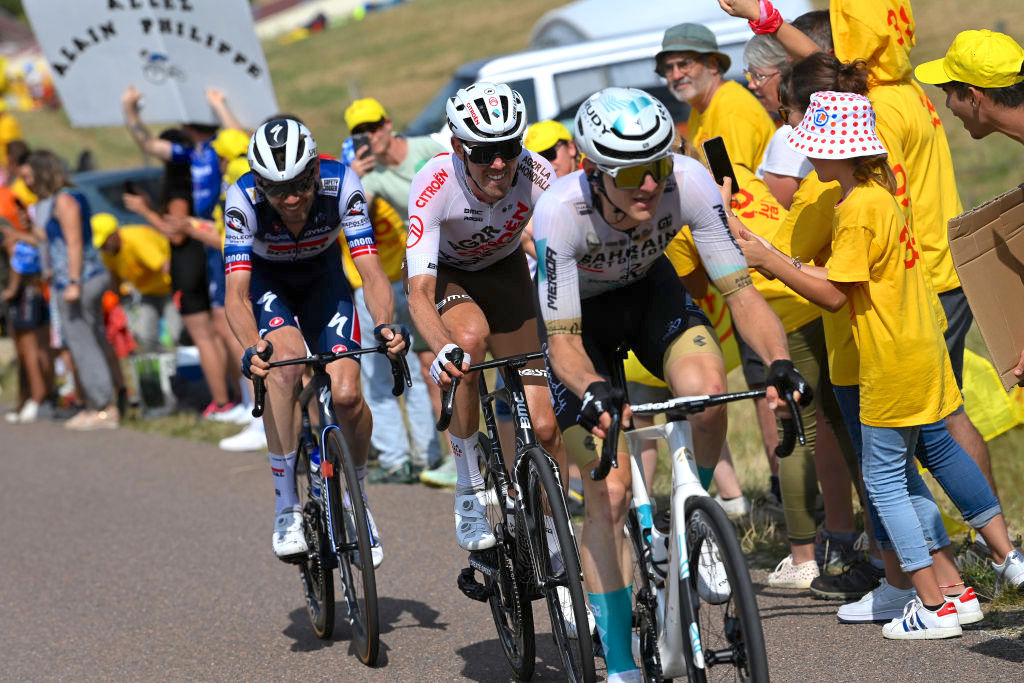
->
<box><xmin>947</xmin><ymin>184</ymin><xmax>1024</xmax><ymax>391</ymax></box>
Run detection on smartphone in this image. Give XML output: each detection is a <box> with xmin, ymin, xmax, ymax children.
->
<box><xmin>351</xmin><ymin>133</ymin><xmax>371</xmax><ymax>157</ymax></box>
<box><xmin>123</xmin><ymin>180</ymin><xmax>138</xmax><ymax>195</ymax></box>
<box><xmin>702</xmin><ymin>136</ymin><xmax>739</xmax><ymax>194</ymax></box>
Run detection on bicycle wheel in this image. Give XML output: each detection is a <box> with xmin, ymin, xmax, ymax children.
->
<box><xmin>324</xmin><ymin>429</ymin><xmax>379</xmax><ymax>666</ymax></box>
<box><xmin>683</xmin><ymin>496</ymin><xmax>768</xmax><ymax>682</ymax></box>
<box><xmin>523</xmin><ymin>448</ymin><xmax>596</xmax><ymax>683</ymax></box>
<box><xmin>626</xmin><ymin>510</ymin><xmax>665</xmax><ymax>683</ymax></box>
<box><xmin>296</xmin><ymin>441</ymin><xmax>334</xmax><ymax>639</ymax></box>
<box><xmin>481</xmin><ymin>438</ymin><xmax>535</xmax><ymax>680</ymax></box>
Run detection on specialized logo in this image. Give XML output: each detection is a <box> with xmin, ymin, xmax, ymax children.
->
<box><xmin>346</xmin><ymin>191</ymin><xmax>367</xmax><ymax>217</ymax></box>
<box><xmin>269</xmin><ymin>316</ymin><xmax>284</xmax><ymax>328</ymax></box>
<box><xmin>414</xmin><ymin>169</ymin><xmax>448</xmax><ymax>208</ymax></box>
<box><xmin>270</xmin><ymin>123</ymin><xmax>284</xmax><ymax>143</ymax></box>
<box><xmin>407</xmin><ymin>215</ymin><xmax>425</xmax><ymax>247</ymax></box>
<box><xmin>225</xmin><ymin>207</ymin><xmax>247</xmax><ymax>233</ymax></box>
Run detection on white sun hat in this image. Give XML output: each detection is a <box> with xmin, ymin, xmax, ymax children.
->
<box><xmin>785</xmin><ymin>91</ymin><xmax>887</xmax><ymax>160</ymax></box>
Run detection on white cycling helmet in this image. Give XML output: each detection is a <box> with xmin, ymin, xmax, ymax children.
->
<box><xmin>446</xmin><ymin>81</ymin><xmax>527</xmax><ymax>143</ymax></box>
<box><xmin>248</xmin><ymin>118</ymin><xmax>318</xmax><ymax>182</ymax></box>
<box><xmin>574</xmin><ymin>87</ymin><xmax>674</xmax><ymax>170</ymax></box>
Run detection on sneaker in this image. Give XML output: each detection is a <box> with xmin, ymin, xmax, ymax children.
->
<box><xmin>815</xmin><ymin>531</ymin><xmax>861</xmax><ymax>575</ymax></box>
<box><xmin>367</xmin><ymin>461</ymin><xmax>417</xmax><ymax>485</ymax></box>
<box><xmin>272</xmin><ymin>506</ymin><xmax>308</xmax><ymax>561</ymax></box>
<box><xmin>949</xmin><ymin>587</ymin><xmax>984</xmax><ymax>625</ymax></box>
<box><xmin>836</xmin><ymin>579</ymin><xmax>916</xmax><ymax>623</ymax></box>
<box><xmin>4</xmin><ymin>408</ymin><xmax>20</xmax><ymax>424</ymax></box>
<box><xmin>713</xmin><ymin>494</ymin><xmax>750</xmax><ymax>519</ymax></box>
<box><xmin>343</xmin><ymin>500</ymin><xmax>383</xmax><ymax>568</ymax></box>
<box><xmin>696</xmin><ymin>535</ymin><xmax>731</xmax><ymax>604</ymax></box>
<box><xmin>202</xmin><ymin>400</ymin><xmax>238</xmax><ymax>420</ymax></box>
<box><xmin>556</xmin><ymin>585</ymin><xmax>596</xmax><ymax>639</ymax></box>
<box><xmin>991</xmin><ymin>549</ymin><xmax>1024</xmax><ymax>592</ymax></box>
<box><xmin>16</xmin><ymin>399</ymin><xmax>39</xmax><ymax>423</ymax></box>
<box><xmin>421</xmin><ymin>455</ymin><xmax>458</xmax><ymax>487</ymax></box>
<box><xmin>881</xmin><ymin>598</ymin><xmax>962</xmax><ymax>640</ymax></box>
<box><xmin>455</xmin><ymin>488</ymin><xmax>496</xmax><ymax>551</ymax></box>
<box><xmin>206</xmin><ymin>402</ymin><xmax>251</xmax><ymax>425</ymax></box>
<box><xmin>768</xmin><ymin>554</ymin><xmax>820</xmax><ymax>589</ymax></box>
<box><xmin>809</xmin><ymin>558</ymin><xmax>883</xmax><ymax>600</ymax></box>
<box><xmin>218</xmin><ymin>419</ymin><xmax>267</xmax><ymax>452</ymax></box>
<box><xmin>65</xmin><ymin>408</ymin><xmax>119</xmax><ymax>431</ymax></box>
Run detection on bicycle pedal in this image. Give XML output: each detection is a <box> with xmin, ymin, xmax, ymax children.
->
<box><xmin>457</xmin><ymin>567</ymin><xmax>492</xmax><ymax>603</ymax></box>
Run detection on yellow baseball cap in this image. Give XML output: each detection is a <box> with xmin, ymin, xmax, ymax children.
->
<box><xmin>224</xmin><ymin>156</ymin><xmax>251</xmax><ymax>186</ymax></box>
<box><xmin>211</xmin><ymin>128</ymin><xmax>250</xmax><ymax>161</ymax></box>
<box><xmin>915</xmin><ymin>30</ymin><xmax>1024</xmax><ymax>88</ymax></box>
<box><xmin>91</xmin><ymin>212</ymin><xmax>119</xmax><ymax>249</ymax></box>
<box><xmin>344</xmin><ymin>98</ymin><xmax>388</xmax><ymax>131</ymax></box>
<box><xmin>524</xmin><ymin>120</ymin><xmax>572</xmax><ymax>154</ymax></box>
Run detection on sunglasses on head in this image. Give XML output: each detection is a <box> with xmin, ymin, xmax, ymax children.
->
<box><xmin>351</xmin><ymin>118</ymin><xmax>386</xmax><ymax>136</ymax></box>
<box><xmin>538</xmin><ymin>140</ymin><xmax>567</xmax><ymax>162</ymax></box>
<box><xmin>257</xmin><ymin>169</ymin><xmax>316</xmax><ymax>198</ymax></box>
<box><xmin>462</xmin><ymin>138</ymin><xmax>523</xmax><ymax>165</ymax></box>
<box><xmin>602</xmin><ymin>156</ymin><xmax>674</xmax><ymax>189</ymax></box>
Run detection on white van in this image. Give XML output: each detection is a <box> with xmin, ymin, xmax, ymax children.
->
<box><xmin>403</xmin><ymin>1</ymin><xmax>811</xmax><ymax>136</ymax></box>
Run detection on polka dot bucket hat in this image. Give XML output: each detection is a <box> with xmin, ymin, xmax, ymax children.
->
<box><xmin>785</xmin><ymin>91</ymin><xmax>887</xmax><ymax>160</ymax></box>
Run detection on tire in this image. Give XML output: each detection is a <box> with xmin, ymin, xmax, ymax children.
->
<box><xmin>296</xmin><ymin>441</ymin><xmax>334</xmax><ymax>639</ymax></box>
<box><xmin>626</xmin><ymin>509</ymin><xmax>666</xmax><ymax>683</ymax></box>
<box><xmin>683</xmin><ymin>496</ymin><xmax>769</xmax><ymax>682</ymax></box>
<box><xmin>523</xmin><ymin>448</ymin><xmax>596</xmax><ymax>683</ymax></box>
<box><xmin>324</xmin><ymin>429</ymin><xmax>380</xmax><ymax>666</ymax></box>
<box><xmin>481</xmin><ymin>436</ymin><xmax>535</xmax><ymax>680</ymax></box>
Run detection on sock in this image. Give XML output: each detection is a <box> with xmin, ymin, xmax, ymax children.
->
<box><xmin>544</xmin><ymin>515</ymin><xmax>564</xmax><ymax>575</ymax></box>
<box><xmin>698</xmin><ymin>465</ymin><xmax>715</xmax><ymax>490</ymax></box>
<box><xmin>769</xmin><ymin>475</ymin><xmax>782</xmax><ymax>501</ymax></box>
<box><xmin>923</xmin><ymin>601</ymin><xmax>945</xmax><ymax>612</ymax></box>
<box><xmin>269</xmin><ymin>450</ymin><xmax>299</xmax><ymax>514</ymax></box>
<box><xmin>589</xmin><ymin>586</ymin><xmax>638</xmax><ymax>677</ymax></box>
<box><xmin>450</xmin><ymin>434</ymin><xmax>485</xmax><ymax>490</ymax></box>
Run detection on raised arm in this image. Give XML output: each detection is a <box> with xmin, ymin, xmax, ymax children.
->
<box><xmin>122</xmin><ymin>86</ymin><xmax>172</xmax><ymax>161</ymax></box>
<box><xmin>717</xmin><ymin>0</ymin><xmax>822</xmax><ymax>59</ymax></box>
<box><xmin>206</xmin><ymin>88</ymin><xmax>246</xmax><ymax>133</ymax></box>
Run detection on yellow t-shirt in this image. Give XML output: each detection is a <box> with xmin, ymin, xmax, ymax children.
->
<box><xmin>102</xmin><ymin>225</ymin><xmax>172</xmax><ymax>297</ymax></box>
<box><xmin>830</xmin><ymin>0</ymin><xmax>915</xmax><ymax>86</ymax></box>
<box><xmin>342</xmin><ymin>196</ymin><xmax>406</xmax><ymax>288</ymax></box>
<box><xmin>0</xmin><ymin>113</ymin><xmax>22</xmax><ymax>168</ymax></box>
<box><xmin>687</xmin><ymin>80</ymin><xmax>775</xmax><ymax>174</ymax></box>
<box><xmin>826</xmin><ymin>181</ymin><xmax>961</xmax><ymax>427</ymax></box>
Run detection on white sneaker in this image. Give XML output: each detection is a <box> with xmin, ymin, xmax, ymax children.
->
<box><xmin>556</xmin><ymin>585</ymin><xmax>595</xmax><ymax>639</ymax></box>
<box><xmin>837</xmin><ymin>579</ymin><xmax>916</xmax><ymax>623</ymax></box>
<box><xmin>219</xmin><ymin>419</ymin><xmax>267</xmax><ymax>452</ymax></box>
<box><xmin>949</xmin><ymin>587</ymin><xmax>984</xmax><ymax>625</ymax></box>
<box><xmin>713</xmin><ymin>493</ymin><xmax>750</xmax><ymax>519</ymax></box>
<box><xmin>208</xmin><ymin>402</ymin><xmax>252</xmax><ymax>424</ymax></box>
<box><xmin>365</xmin><ymin>505</ymin><xmax>383</xmax><ymax>568</ymax></box>
<box><xmin>767</xmin><ymin>554</ymin><xmax>820</xmax><ymax>589</ymax></box>
<box><xmin>455</xmin><ymin>489</ymin><xmax>496</xmax><ymax>550</ymax></box>
<box><xmin>881</xmin><ymin>597</ymin><xmax>962</xmax><ymax>640</ymax></box>
<box><xmin>272</xmin><ymin>506</ymin><xmax>307</xmax><ymax>561</ymax></box>
<box><xmin>17</xmin><ymin>399</ymin><xmax>39</xmax><ymax>423</ymax></box>
<box><xmin>992</xmin><ymin>549</ymin><xmax>1024</xmax><ymax>592</ymax></box>
<box><xmin>696</xmin><ymin>536</ymin><xmax>731</xmax><ymax>604</ymax></box>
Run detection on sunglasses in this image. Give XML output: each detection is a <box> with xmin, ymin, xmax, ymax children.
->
<box><xmin>602</xmin><ymin>156</ymin><xmax>674</xmax><ymax>189</ymax></box>
<box><xmin>351</xmin><ymin>119</ymin><xmax>386</xmax><ymax>136</ymax></box>
<box><xmin>257</xmin><ymin>169</ymin><xmax>316</xmax><ymax>198</ymax></box>
<box><xmin>462</xmin><ymin>139</ymin><xmax>523</xmax><ymax>165</ymax></box>
<box><xmin>538</xmin><ymin>140</ymin><xmax>567</xmax><ymax>162</ymax></box>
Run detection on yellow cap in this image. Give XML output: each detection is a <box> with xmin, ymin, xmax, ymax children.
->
<box><xmin>524</xmin><ymin>120</ymin><xmax>571</xmax><ymax>154</ymax></box>
<box><xmin>91</xmin><ymin>212</ymin><xmax>119</xmax><ymax>249</ymax></box>
<box><xmin>915</xmin><ymin>30</ymin><xmax>1024</xmax><ymax>88</ymax></box>
<box><xmin>211</xmin><ymin>128</ymin><xmax>250</xmax><ymax>161</ymax></box>
<box><xmin>224</xmin><ymin>156</ymin><xmax>251</xmax><ymax>187</ymax></box>
<box><xmin>344</xmin><ymin>98</ymin><xmax>388</xmax><ymax>131</ymax></box>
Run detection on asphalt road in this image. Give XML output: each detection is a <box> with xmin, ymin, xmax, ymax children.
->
<box><xmin>2</xmin><ymin>416</ymin><xmax>1022</xmax><ymax>681</ymax></box>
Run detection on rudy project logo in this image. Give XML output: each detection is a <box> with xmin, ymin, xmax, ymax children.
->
<box><xmin>225</xmin><ymin>207</ymin><xmax>247</xmax><ymax>233</ymax></box>
<box><xmin>407</xmin><ymin>215</ymin><xmax>425</xmax><ymax>247</ymax></box>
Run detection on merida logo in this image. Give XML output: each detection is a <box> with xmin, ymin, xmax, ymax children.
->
<box><xmin>414</xmin><ymin>169</ymin><xmax>449</xmax><ymax>208</ymax></box>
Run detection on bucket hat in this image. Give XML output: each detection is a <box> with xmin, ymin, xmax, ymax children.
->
<box><xmin>786</xmin><ymin>91</ymin><xmax>887</xmax><ymax>159</ymax></box>
<box><xmin>655</xmin><ymin>23</ymin><xmax>731</xmax><ymax>74</ymax></box>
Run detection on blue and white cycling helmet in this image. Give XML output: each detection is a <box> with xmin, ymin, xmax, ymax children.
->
<box><xmin>248</xmin><ymin>118</ymin><xmax>318</xmax><ymax>182</ymax></box>
<box><xmin>446</xmin><ymin>82</ymin><xmax>527</xmax><ymax>143</ymax></box>
<box><xmin>574</xmin><ymin>87</ymin><xmax>675</xmax><ymax>171</ymax></box>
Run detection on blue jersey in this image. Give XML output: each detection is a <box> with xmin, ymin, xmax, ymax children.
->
<box><xmin>171</xmin><ymin>139</ymin><xmax>221</xmax><ymax>219</ymax></box>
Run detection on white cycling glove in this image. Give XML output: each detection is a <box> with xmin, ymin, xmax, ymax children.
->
<box><xmin>430</xmin><ymin>343</ymin><xmax>470</xmax><ymax>385</ymax></box>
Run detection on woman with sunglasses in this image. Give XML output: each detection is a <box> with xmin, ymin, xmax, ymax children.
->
<box><xmin>534</xmin><ymin>87</ymin><xmax>808</xmax><ymax>681</ymax></box>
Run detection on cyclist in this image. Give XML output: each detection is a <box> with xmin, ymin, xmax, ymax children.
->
<box><xmin>535</xmin><ymin>88</ymin><xmax>809</xmax><ymax>682</ymax></box>
<box><xmin>223</xmin><ymin>118</ymin><xmax>407</xmax><ymax>566</ymax></box>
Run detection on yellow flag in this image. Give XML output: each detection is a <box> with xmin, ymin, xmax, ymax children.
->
<box><xmin>961</xmin><ymin>349</ymin><xmax>1020</xmax><ymax>441</ymax></box>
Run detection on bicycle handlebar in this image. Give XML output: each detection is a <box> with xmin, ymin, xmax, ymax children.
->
<box><xmin>251</xmin><ymin>343</ymin><xmax>412</xmax><ymax>418</ymax></box>
<box><xmin>435</xmin><ymin>350</ymin><xmax>546</xmax><ymax>431</ymax></box>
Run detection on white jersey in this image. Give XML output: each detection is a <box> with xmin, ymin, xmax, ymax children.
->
<box><xmin>404</xmin><ymin>149</ymin><xmax>555</xmax><ymax>277</ymax></box>
<box><xmin>533</xmin><ymin>153</ymin><xmax>752</xmax><ymax>335</ymax></box>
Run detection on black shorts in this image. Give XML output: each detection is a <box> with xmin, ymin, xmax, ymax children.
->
<box><xmin>434</xmin><ymin>246</ymin><xmax>538</xmax><ymax>335</ymax></box>
<box><xmin>10</xmin><ymin>284</ymin><xmax>48</xmax><ymax>330</ymax></box>
<box><xmin>544</xmin><ymin>255</ymin><xmax>713</xmax><ymax>432</ymax></box>
<box><xmin>733</xmin><ymin>327</ymin><xmax>767</xmax><ymax>387</ymax></box>
<box><xmin>171</xmin><ymin>237</ymin><xmax>211</xmax><ymax>316</ymax></box>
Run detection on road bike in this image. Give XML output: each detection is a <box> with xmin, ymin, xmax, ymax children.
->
<box><xmin>252</xmin><ymin>341</ymin><xmax>411</xmax><ymax>666</ymax></box>
<box><xmin>593</xmin><ymin>347</ymin><xmax>802</xmax><ymax>682</ymax></box>
<box><xmin>438</xmin><ymin>349</ymin><xmax>595</xmax><ymax>682</ymax></box>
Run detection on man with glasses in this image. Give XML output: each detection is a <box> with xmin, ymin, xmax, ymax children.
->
<box><xmin>656</xmin><ymin>22</ymin><xmax>775</xmax><ymax>175</ymax></box>
<box><xmin>223</xmin><ymin>118</ymin><xmax>407</xmax><ymax>566</ymax></box>
<box><xmin>524</xmin><ymin>119</ymin><xmax>580</xmax><ymax>178</ymax></box>
<box><xmin>535</xmin><ymin>88</ymin><xmax>807</xmax><ymax>681</ymax></box>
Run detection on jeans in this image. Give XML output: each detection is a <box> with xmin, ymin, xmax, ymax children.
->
<box><xmin>355</xmin><ymin>284</ymin><xmax>440</xmax><ymax>470</ymax></box>
<box><xmin>861</xmin><ymin>424</ymin><xmax>946</xmax><ymax>572</ymax></box>
<box><xmin>55</xmin><ymin>273</ymin><xmax>116</xmax><ymax>408</ymax></box>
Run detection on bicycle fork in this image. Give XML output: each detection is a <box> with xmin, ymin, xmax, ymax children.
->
<box><xmin>625</xmin><ymin>420</ymin><xmax>706</xmax><ymax>679</ymax></box>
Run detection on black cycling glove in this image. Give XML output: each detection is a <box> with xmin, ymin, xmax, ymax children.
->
<box><xmin>766</xmin><ymin>359</ymin><xmax>813</xmax><ymax>407</ymax></box>
<box><xmin>579</xmin><ymin>380</ymin><xmax>621</xmax><ymax>432</ymax></box>
<box><xmin>373</xmin><ymin>323</ymin><xmax>411</xmax><ymax>355</ymax></box>
<box><xmin>241</xmin><ymin>341</ymin><xmax>273</xmax><ymax>380</ymax></box>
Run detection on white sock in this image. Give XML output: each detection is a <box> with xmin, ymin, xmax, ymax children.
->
<box><xmin>450</xmin><ymin>434</ymin><xmax>484</xmax><ymax>490</ymax></box>
<box><xmin>269</xmin><ymin>450</ymin><xmax>299</xmax><ymax>514</ymax></box>
<box><xmin>544</xmin><ymin>515</ymin><xmax>564</xmax><ymax>575</ymax></box>
<box><xmin>239</xmin><ymin>377</ymin><xmax>253</xmax><ymax>408</ymax></box>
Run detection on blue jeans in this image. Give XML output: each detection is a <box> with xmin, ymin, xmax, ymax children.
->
<box><xmin>355</xmin><ymin>284</ymin><xmax>440</xmax><ymax>470</ymax></box>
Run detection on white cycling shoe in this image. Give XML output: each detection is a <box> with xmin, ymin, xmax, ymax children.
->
<box><xmin>556</xmin><ymin>586</ymin><xmax>596</xmax><ymax>639</ymax></box>
<box><xmin>343</xmin><ymin>499</ymin><xmax>383</xmax><ymax>569</ymax></box>
<box><xmin>696</xmin><ymin>536</ymin><xmax>731</xmax><ymax>604</ymax></box>
<box><xmin>273</xmin><ymin>506</ymin><xmax>308</xmax><ymax>562</ymax></box>
<box><xmin>455</xmin><ymin>489</ymin><xmax>496</xmax><ymax>551</ymax></box>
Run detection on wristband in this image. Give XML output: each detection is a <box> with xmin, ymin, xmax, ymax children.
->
<box><xmin>749</xmin><ymin>0</ymin><xmax>783</xmax><ymax>34</ymax></box>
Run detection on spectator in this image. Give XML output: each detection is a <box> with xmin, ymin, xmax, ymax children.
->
<box><xmin>0</xmin><ymin>101</ymin><xmax>23</xmax><ymax>170</ymax></box>
<box><xmin>91</xmin><ymin>213</ymin><xmax>181</xmax><ymax>353</ymax></box>
<box><xmin>344</xmin><ymin>97</ymin><xmax>451</xmax><ymax>485</ymax></box>
<box><xmin>524</xmin><ymin>120</ymin><xmax>579</xmax><ymax>177</ymax></box>
<box><xmin>20</xmin><ymin>150</ymin><xmax>119</xmax><ymax>430</ymax></box>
